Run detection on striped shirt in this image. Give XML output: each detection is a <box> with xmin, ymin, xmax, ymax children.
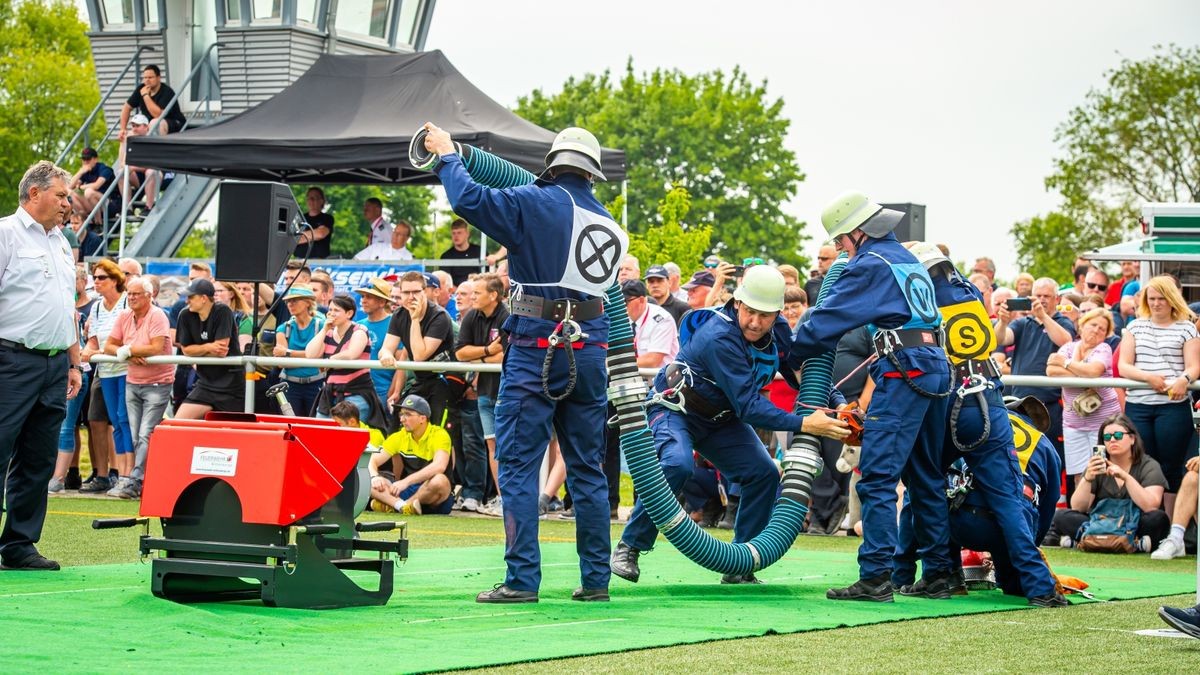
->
<box><xmin>1125</xmin><ymin>318</ymin><xmax>1198</xmax><ymax>405</ymax></box>
<box><xmin>88</xmin><ymin>293</ymin><xmax>129</xmax><ymax>378</ymax></box>
<box><xmin>324</xmin><ymin>322</ymin><xmax>371</xmax><ymax>385</ymax></box>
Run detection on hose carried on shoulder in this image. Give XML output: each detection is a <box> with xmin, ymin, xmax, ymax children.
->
<box><xmin>409</xmin><ymin>129</ymin><xmax>840</xmax><ymax>575</ymax></box>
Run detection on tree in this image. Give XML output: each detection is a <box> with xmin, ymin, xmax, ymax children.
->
<box><xmin>0</xmin><ymin>0</ymin><xmax>104</xmax><ymax>211</ymax></box>
<box><xmin>291</xmin><ymin>184</ymin><xmax>436</xmax><ymax>259</ymax></box>
<box><xmin>515</xmin><ymin>61</ymin><xmax>809</xmax><ymax>268</ymax></box>
<box><xmin>627</xmin><ymin>184</ymin><xmax>712</xmax><ymax>271</ymax></box>
<box><xmin>1012</xmin><ymin>45</ymin><xmax>1199</xmax><ymax>277</ymax></box>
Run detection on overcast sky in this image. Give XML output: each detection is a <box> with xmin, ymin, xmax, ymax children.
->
<box><xmin>425</xmin><ymin>0</ymin><xmax>1200</xmax><ymax>278</ymax></box>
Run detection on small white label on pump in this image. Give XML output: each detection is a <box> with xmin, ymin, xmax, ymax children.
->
<box><xmin>190</xmin><ymin>447</ymin><xmax>239</xmax><ymax>476</ymax></box>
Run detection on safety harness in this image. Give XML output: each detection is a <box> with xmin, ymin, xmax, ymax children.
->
<box><xmin>509</xmin><ymin>295</ymin><xmax>606</xmax><ymax>401</ymax></box>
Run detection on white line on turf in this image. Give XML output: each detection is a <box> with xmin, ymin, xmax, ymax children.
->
<box><xmin>500</xmin><ymin>618</ymin><xmax>626</xmax><ymax>632</ymax></box>
<box><xmin>410</xmin><ymin>611</ymin><xmax>536</xmax><ymax>624</ymax></box>
<box><xmin>395</xmin><ymin>562</ymin><xmax>577</xmax><ymax>576</ymax></box>
<box><xmin>0</xmin><ymin>586</ymin><xmax>133</xmax><ymax>599</ymax></box>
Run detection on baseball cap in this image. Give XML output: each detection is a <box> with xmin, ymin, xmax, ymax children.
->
<box><xmin>682</xmin><ymin>271</ymin><xmax>716</xmax><ymax>290</ymax></box>
<box><xmin>180</xmin><ymin>278</ymin><xmax>215</xmax><ymax>298</ymax></box>
<box><xmin>645</xmin><ymin>265</ymin><xmax>669</xmax><ymax>280</ymax></box>
<box><xmin>81</xmin><ymin>147</ymin><xmax>98</xmax><ymax>160</ymax></box>
<box><xmin>399</xmin><ymin>394</ymin><xmax>431</xmax><ymax>418</ymax></box>
<box><xmin>422</xmin><ymin>272</ymin><xmax>440</xmax><ymax>289</ymax></box>
<box><xmin>621</xmin><ymin>279</ymin><xmax>648</xmax><ymax>298</ymax></box>
<box><xmin>130</xmin><ymin>113</ymin><xmax>150</xmax><ymax>126</ymax></box>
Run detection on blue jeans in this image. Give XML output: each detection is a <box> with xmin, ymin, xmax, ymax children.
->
<box><xmin>282</xmin><ymin>379</ymin><xmax>324</xmax><ymax>417</ymax></box>
<box><xmin>58</xmin><ymin>370</ymin><xmax>89</xmax><ymax>452</ymax></box>
<box><xmin>99</xmin><ymin>375</ymin><xmax>133</xmax><ymax>455</ymax></box>
<box><xmin>477</xmin><ymin>394</ymin><xmax>497</xmax><ymax>439</ymax></box>
<box><xmin>458</xmin><ymin>398</ymin><xmax>488</xmax><ymax>502</ymax></box>
<box><xmin>126</xmin><ymin>382</ymin><xmax>172</xmax><ymax>481</ymax></box>
<box><xmin>1125</xmin><ymin>400</ymin><xmax>1199</xmax><ymax>492</ymax></box>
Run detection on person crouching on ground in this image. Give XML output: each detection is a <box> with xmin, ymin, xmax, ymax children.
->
<box><xmin>366</xmin><ymin>395</ymin><xmax>453</xmax><ymax>516</ymax></box>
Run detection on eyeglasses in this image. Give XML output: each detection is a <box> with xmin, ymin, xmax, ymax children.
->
<box><xmin>1102</xmin><ymin>431</ymin><xmax>1132</xmax><ymax>441</ymax></box>
<box><xmin>1086</xmin><ymin>282</ymin><xmax>1108</xmax><ymax>291</ymax></box>
<box><xmin>398</xmin><ymin>289</ymin><xmax>423</xmax><ymax>296</ymax></box>
<box><xmin>93</xmin><ymin>274</ymin><xmax>110</xmax><ymax>280</ymax></box>
<box><xmin>742</xmin><ymin>257</ymin><xmax>764</xmax><ymax>267</ymax></box>
<box><xmin>127</xmin><ymin>292</ymin><xmax>149</xmax><ymax>298</ymax></box>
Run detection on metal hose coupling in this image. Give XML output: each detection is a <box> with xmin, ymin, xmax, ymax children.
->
<box><xmin>408</xmin><ymin>128</ymin><xmax>462</xmax><ymax>171</ymax></box>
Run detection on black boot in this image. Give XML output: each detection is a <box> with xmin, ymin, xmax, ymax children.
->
<box><xmin>898</xmin><ymin>569</ymin><xmax>955</xmax><ymax>599</ymax></box>
<box><xmin>717</xmin><ymin>496</ymin><xmax>739</xmax><ymax>530</ymax></box>
<box><xmin>720</xmin><ymin>572</ymin><xmax>763</xmax><ymax>584</ymax></box>
<box><xmin>827</xmin><ymin>574</ymin><xmax>894</xmax><ymax>602</ymax></box>
<box><xmin>64</xmin><ymin>467</ymin><xmax>82</xmax><ymax>490</ymax></box>
<box><xmin>610</xmin><ymin>542</ymin><xmax>643</xmax><ymax>583</ymax></box>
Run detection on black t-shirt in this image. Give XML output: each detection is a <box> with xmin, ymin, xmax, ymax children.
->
<box><xmin>79</xmin><ymin>163</ymin><xmax>116</xmax><ymax>188</ymax></box>
<box><xmin>295</xmin><ymin>212</ymin><xmax>334</xmax><ymax>259</ymax></box>
<box><xmin>454</xmin><ymin>304</ymin><xmax>510</xmax><ymax>398</ymax></box>
<box><xmin>653</xmin><ymin>293</ymin><xmax>690</xmax><ymax>327</ymax></box>
<box><xmin>127</xmin><ymin>83</ymin><xmax>187</xmax><ymax>124</ymax></box>
<box><xmin>386</xmin><ymin>302</ymin><xmax>454</xmax><ymax>382</ymax></box>
<box><xmin>439</xmin><ymin>243</ymin><xmax>482</xmax><ymax>286</ymax></box>
<box><xmin>176</xmin><ymin>303</ymin><xmax>243</xmax><ymax>392</ymax></box>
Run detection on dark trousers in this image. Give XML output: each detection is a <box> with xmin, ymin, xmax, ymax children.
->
<box><xmin>0</xmin><ymin>349</ymin><xmax>68</xmax><ymax>562</ymax></box>
<box><xmin>810</xmin><ymin>435</ymin><xmax>851</xmax><ymax>528</ymax></box>
<box><xmin>1052</xmin><ymin>507</ymin><xmax>1171</xmax><ymax>550</ymax></box>
<box><xmin>458</xmin><ymin>398</ymin><xmax>489</xmax><ymax>503</ymax></box>
<box><xmin>1125</xmin><ymin>400</ymin><xmax>1199</xmax><ymax>492</ymax></box>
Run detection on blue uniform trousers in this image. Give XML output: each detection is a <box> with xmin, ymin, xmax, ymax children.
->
<box><xmin>622</xmin><ymin>407</ymin><xmax>780</xmax><ymax>550</ymax></box>
<box><xmin>950</xmin><ymin>505</ymin><xmax>1036</xmax><ymax>596</ymax></box>
<box><xmin>494</xmin><ymin>344</ymin><xmax>610</xmax><ymax>592</ymax></box>
<box><xmin>858</xmin><ymin>370</ymin><xmax>950</xmax><ymax>580</ymax></box>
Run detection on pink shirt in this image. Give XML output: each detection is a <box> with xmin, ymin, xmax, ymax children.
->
<box><xmin>109</xmin><ymin>306</ymin><xmax>175</xmax><ymax>385</ymax></box>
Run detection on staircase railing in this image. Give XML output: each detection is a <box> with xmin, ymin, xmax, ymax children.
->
<box><xmin>56</xmin><ymin>45</ymin><xmax>157</xmax><ymax>167</ymax></box>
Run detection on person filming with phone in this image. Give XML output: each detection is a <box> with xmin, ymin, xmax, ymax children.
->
<box><xmin>1050</xmin><ymin>414</ymin><xmax>1169</xmax><ymax>552</ymax></box>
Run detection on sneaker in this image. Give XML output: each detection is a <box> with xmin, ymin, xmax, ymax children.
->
<box><xmin>610</xmin><ymin>542</ymin><xmax>643</xmax><ymax>583</ymax></box>
<box><xmin>720</xmin><ymin>572</ymin><xmax>763</xmax><ymax>585</ymax></box>
<box><xmin>948</xmin><ymin>569</ymin><xmax>969</xmax><ymax>596</ymax></box>
<box><xmin>1136</xmin><ymin>535</ymin><xmax>1152</xmax><ymax>553</ymax></box>
<box><xmin>557</xmin><ymin>507</ymin><xmax>576</xmax><ymax>521</ymax></box>
<box><xmin>1151</xmin><ymin>538</ymin><xmax>1185</xmax><ymax>560</ymax></box>
<box><xmin>106</xmin><ymin>477</ymin><xmax>142</xmax><ymax>500</ymax></box>
<box><xmin>1058</xmin><ymin>535</ymin><xmax>1073</xmax><ymax>549</ymax></box>
<box><xmin>1041</xmin><ymin>529</ymin><xmax>1061</xmax><ymax>547</ymax></box>
<box><xmin>401</xmin><ymin>500</ymin><xmax>423</xmax><ymax>516</ymax></box>
<box><xmin>478</xmin><ymin>496</ymin><xmax>503</xmax><ymax>517</ymax></box>
<box><xmin>47</xmin><ymin>477</ymin><xmax>65</xmax><ymax>494</ymax></box>
<box><xmin>370</xmin><ymin>498</ymin><xmax>395</xmax><ymax>513</ymax></box>
<box><xmin>461</xmin><ymin>497</ymin><xmax>481</xmax><ymax>512</ymax></box>
<box><xmin>1028</xmin><ymin>592</ymin><xmax>1069</xmax><ymax>608</ymax></box>
<box><xmin>1158</xmin><ymin>604</ymin><xmax>1200</xmax><ymax>639</ymax></box>
<box><xmin>78</xmin><ymin>475</ymin><xmax>112</xmax><ymax>493</ymax></box>
<box><xmin>827</xmin><ymin>574</ymin><xmax>894</xmax><ymax>602</ymax></box>
<box><xmin>452</xmin><ymin>495</ymin><xmax>465</xmax><ymax>511</ymax></box>
<box><xmin>898</xmin><ymin>571</ymin><xmax>954</xmax><ymax>600</ymax></box>
<box><xmin>538</xmin><ymin>494</ymin><xmax>552</xmax><ymax>515</ymax></box>
<box><xmin>548</xmin><ymin>496</ymin><xmax>564</xmax><ymax>512</ymax></box>
<box><xmin>0</xmin><ymin>553</ymin><xmax>61</xmax><ymax>571</ymax></box>
<box><xmin>476</xmin><ymin>583</ymin><xmax>538</xmax><ymax>604</ymax></box>
<box><xmin>571</xmin><ymin>587</ymin><xmax>610</xmax><ymax>602</ymax></box>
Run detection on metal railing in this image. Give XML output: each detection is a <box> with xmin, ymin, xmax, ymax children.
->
<box><xmin>55</xmin><ymin>45</ymin><xmax>157</xmax><ymax>167</ymax></box>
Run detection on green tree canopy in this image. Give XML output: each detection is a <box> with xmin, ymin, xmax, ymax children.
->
<box><xmin>515</xmin><ymin>61</ymin><xmax>809</xmax><ymax>268</ymax></box>
<box><xmin>1014</xmin><ymin>45</ymin><xmax>1200</xmax><ymax>278</ymax></box>
<box><xmin>0</xmin><ymin>0</ymin><xmax>103</xmax><ymax>211</ymax></box>
<box><xmin>627</xmin><ymin>184</ymin><xmax>712</xmax><ymax>272</ymax></box>
<box><xmin>291</xmin><ymin>184</ymin><xmax>436</xmax><ymax>259</ymax></box>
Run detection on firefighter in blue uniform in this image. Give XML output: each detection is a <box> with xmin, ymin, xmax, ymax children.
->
<box><xmin>892</xmin><ymin>242</ymin><xmax>1064</xmax><ymax>606</ymax></box>
<box><xmin>423</xmin><ymin>123</ymin><xmax>628</xmax><ymax>603</ymax></box>
<box><xmin>611</xmin><ymin>266</ymin><xmax>851</xmax><ymax>584</ymax></box>
<box><xmin>790</xmin><ymin>191</ymin><xmax>951</xmax><ymax>602</ymax></box>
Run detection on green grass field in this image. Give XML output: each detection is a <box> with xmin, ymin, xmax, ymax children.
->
<box><xmin>37</xmin><ymin>495</ymin><xmax>1199</xmax><ymax>672</ymax></box>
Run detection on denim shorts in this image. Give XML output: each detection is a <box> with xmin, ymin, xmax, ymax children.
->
<box><xmin>477</xmin><ymin>394</ymin><xmax>497</xmax><ymax>440</ymax></box>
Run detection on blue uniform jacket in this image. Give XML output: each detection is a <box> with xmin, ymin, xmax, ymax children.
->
<box><xmin>788</xmin><ymin>234</ymin><xmax>947</xmax><ymax>376</ymax></box>
<box><xmin>436</xmin><ymin>154</ymin><xmax>611</xmax><ymax>344</ymax></box>
<box><xmin>655</xmin><ymin>303</ymin><xmax>842</xmax><ymax>431</ymax></box>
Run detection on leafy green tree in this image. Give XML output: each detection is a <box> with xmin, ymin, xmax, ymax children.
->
<box><xmin>0</xmin><ymin>0</ymin><xmax>104</xmax><ymax>210</ymax></box>
<box><xmin>515</xmin><ymin>61</ymin><xmax>809</xmax><ymax>268</ymax></box>
<box><xmin>627</xmin><ymin>184</ymin><xmax>712</xmax><ymax>272</ymax></box>
<box><xmin>291</xmin><ymin>184</ymin><xmax>436</xmax><ymax>259</ymax></box>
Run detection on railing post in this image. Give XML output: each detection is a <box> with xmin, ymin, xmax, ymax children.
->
<box><xmin>244</xmin><ymin>357</ymin><xmax>257</xmax><ymax>413</ymax></box>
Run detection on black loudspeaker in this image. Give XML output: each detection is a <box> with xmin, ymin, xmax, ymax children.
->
<box><xmin>216</xmin><ymin>181</ymin><xmax>300</xmax><ymax>282</ymax></box>
<box><xmin>882</xmin><ymin>203</ymin><xmax>926</xmax><ymax>243</ymax></box>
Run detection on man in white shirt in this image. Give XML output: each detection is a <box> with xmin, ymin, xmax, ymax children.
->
<box><xmin>622</xmin><ymin>280</ymin><xmax>679</xmax><ymax>368</ymax></box>
<box><xmin>362</xmin><ymin>197</ymin><xmax>392</xmax><ymax>248</ymax></box>
<box><xmin>354</xmin><ymin>221</ymin><xmax>414</xmax><ymax>261</ymax></box>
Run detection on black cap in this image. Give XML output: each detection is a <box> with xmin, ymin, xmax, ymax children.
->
<box><xmin>180</xmin><ymin>278</ymin><xmax>216</xmax><ymax>298</ymax></box>
<box><xmin>621</xmin><ymin>279</ymin><xmax>647</xmax><ymax>298</ymax></box>
<box><xmin>645</xmin><ymin>265</ymin><xmax>669</xmax><ymax>280</ymax></box>
<box><xmin>81</xmin><ymin>147</ymin><xmax>98</xmax><ymax>160</ymax></box>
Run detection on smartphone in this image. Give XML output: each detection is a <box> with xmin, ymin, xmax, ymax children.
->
<box><xmin>731</xmin><ymin>265</ymin><xmax>746</xmax><ymax>278</ymax></box>
<box><xmin>1006</xmin><ymin>297</ymin><xmax>1033</xmax><ymax>312</ymax></box>
<box><xmin>1093</xmin><ymin>444</ymin><xmax>1108</xmax><ymax>462</ymax></box>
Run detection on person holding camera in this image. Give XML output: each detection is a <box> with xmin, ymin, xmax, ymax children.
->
<box><xmin>1051</xmin><ymin>414</ymin><xmax>1170</xmax><ymax>551</ymax></box>
<box><xmin>1045</xmin><ymin>307</ymin><xmax>1121</xmax><ymax>500</ymax></box>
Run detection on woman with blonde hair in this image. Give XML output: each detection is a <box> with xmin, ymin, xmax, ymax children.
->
<box><xmin>1014</xmin><ymin>272</ymin><xmax>1034</xmax><ymax>298</ymax></box>
<box><xmin>1119</xmin><ymin>275</ymin><xmax>1199</xmax><ymax>498</ymax></box>
<box><xmin>79</xmin><ymin>258</ymin><xmax>132</xmax><ymax>492</ymax></box>
<box><xmin>1046</xmin><ymin>307</ymin><xmax>1122</xmax><ymax>498</ymax></box>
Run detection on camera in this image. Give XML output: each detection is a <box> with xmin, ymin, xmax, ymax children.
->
<box><xmin>1006</xmin><ymin>297</ymin><xmax>1032</xmax><ymax>312</ymax></box>
<box><xmin>731</xmin><ymin>265</ymin><xmax>746</xmax><ymax>278</ymax></box>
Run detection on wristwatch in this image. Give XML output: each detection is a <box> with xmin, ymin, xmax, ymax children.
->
<box><xmin>70</xmin><ymin>364</ymin><xmax>84</xmax><ymax>372</ymax></box>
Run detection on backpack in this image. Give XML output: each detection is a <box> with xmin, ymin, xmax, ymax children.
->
<box><xmin>1076</xmin><ymin>498</ymin><xmax>1141</xmax><ymax>553</ymax></box>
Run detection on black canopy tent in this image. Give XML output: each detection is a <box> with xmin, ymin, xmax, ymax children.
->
<box><xmin>125</xmin><ymin>50</ymin><xmax>626</xmax><ymax>183</ymax></box>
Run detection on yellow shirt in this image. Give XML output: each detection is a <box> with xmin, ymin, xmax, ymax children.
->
<box><xmin>357</xmin><ymin>421</ymin><xmax>386</xmax><ymax>448</ymax></box>
<box><xmin>382</xmin><ymin>423</ymin><xmax>451</xmax><ymax>477</ymax></box>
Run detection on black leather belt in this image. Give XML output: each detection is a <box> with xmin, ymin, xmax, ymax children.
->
<box><xmin>953</xmin><ymin>358</ymin><xmax>1001</xmax><ymax>381</ymax></box>
<box><xmin>0</xmin><ymin>338</ymin><xmax>65</xmax><ymax>357</ymax></box>
<box><xmin>509</xmin><ymin>296</ymin><xmax>604</xmax><ymax>322</ymax></box>
<box><xmin>872</xmin><ymin>328</ymin><xmax>942</xmax><ymax>358</ymax></box>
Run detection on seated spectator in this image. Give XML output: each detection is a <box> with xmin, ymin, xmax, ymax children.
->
<box><xmin>294</xmin><ymin>187</ymin><xmax>333</xmax><ymax>259</ymax></box>
<box><xmin>174</xmin><ymin>279</ymin><xmax>245</xmax><ymax>418</ymax></box>
<box><xmin>1152</xmin><ymin>456</ymin><xmax>1198</xmax><ymax>560</ymax></box>
<box><xmin>118</xmin><ymin>65</ymin><xmax>186</xmax><ymax>140</ymax></box>
<box><xmin>354</xmin><ymin>220</ymin><xmax>413</xmax><ymax>261</ymax></box>
<box><xmin>366</xmin><ymin>394</ymin><xmax>454</xmax><ymax>515</ymax></box>
<box><xmin>103</xmin><ymin>277</ymin><xmax>173</xmax><ymax>499</ymax></box>
<box><xmin>331</xmin><ymin>400</ymin><xmax>385</xmax><ymax>448</ymax></box>
<box><xmin>1052</xmin><ymin>414</ymin><xmax>1170</xmax><ymax>551</ymax></box>
<box><xmin>440</xmin><ymin>218</ymin><xmax>482</xmax><ymax>287</ymax></box>
<box><xmin>68</xmin><ymin>147</ymin><xmax>114</xmax><ymax>222</ymax></box>
<box><xmin>274</xmin><ymin>286</ymin><xmax>325</xmax><ymax>417</ymax></box>
<box><xmin>116</xmin><ymin>113</ymin><xmax>162</xmax><ymax>211</ymax></box>
<box><xmin>682</xmin><ymin>270</ymin><xmax>715</xmax><ymax>310</ymax></box>
<box><xmin>644</xmin><ymin>265</ymin><xmax>689</xmax><ymax>326</ymax></box>
<box><xmin>307</xmin><ymin>294</ymin><xmax>389</xmax><ymax>430</ymax></box>
<box><xmin>1045</xmin><ymin>307</ymin><xmax>1121</xmax><ymax>499</ymax></box>
<box><xmin>622</xmin><ymin>279</ymin><xmax>678</xmax><ymax>368</ymax></box>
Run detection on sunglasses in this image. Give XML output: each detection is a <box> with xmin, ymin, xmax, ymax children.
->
<box><xmin>93</xmin><ymin>274</ymin><xmax>111</xmax><ymax>280</ymax></box>
<box><xmin>1102</xmin><ymin>431</ymin><xmax>1132</xmax><ymax>441</ymax></box>
<box><xmin>1086</xmin><ymin>282</ymin><xmax>1108</xmax><ymax>291</ymax></box>
<box><xmin>704</xmin><ymin>261</ymin><xmax>719</xmax><ymax>269</ymax></box>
